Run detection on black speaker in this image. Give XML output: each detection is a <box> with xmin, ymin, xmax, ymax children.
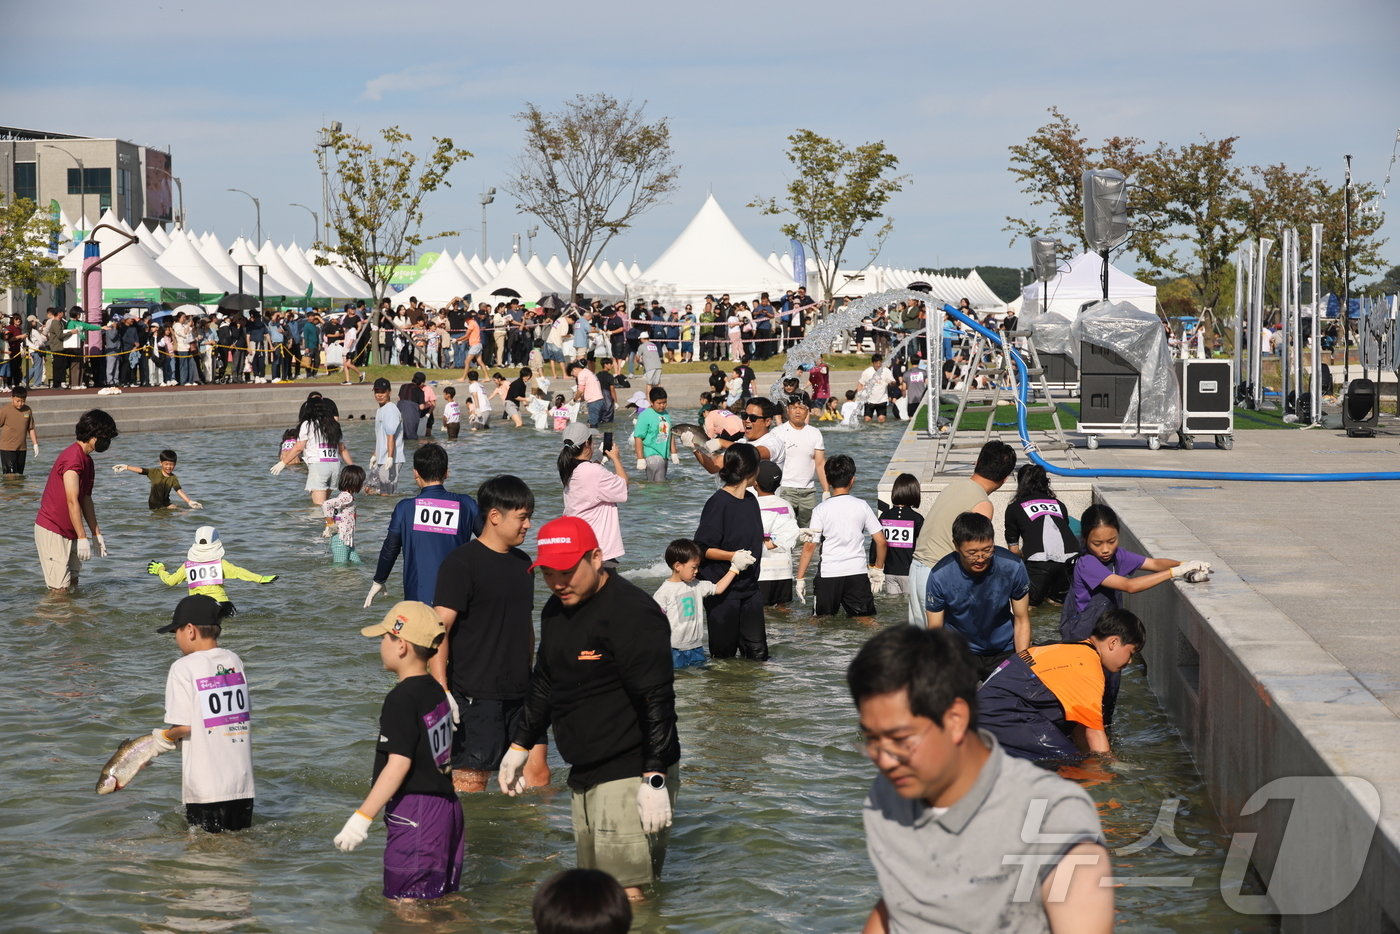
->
<box><xmin>1342</xmin><ymin>378</ymin><xmax>1378</xmax><ymax>437</ymax></box>
<box><xmin>1031</xmin><ymin>238</ymin><xmax>1058</xmax><ymax>282</ymax></box>
<box><xmin>1082</xmin><ymin>170</ymin><xmax>1129</xmax><ymax>252</ymax></box>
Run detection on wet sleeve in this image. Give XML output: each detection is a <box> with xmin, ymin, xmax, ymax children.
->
<box><xmin>613</xmin><ymin>597</ymin><xmax>678</xmax><ymax>772</ymax></box>
<box><xmin>512</xmin><ymin>636</ymin><xmax>554</xmax><ymax>748</ymax></box>
<box><xmin>374</xmin><ymin>502</ymin><xmax>407</xmax><ymax>584</ymax></box>
<box><xmin>1009</xmin><ymin>557</ymin><xmax>1030</xmax><ymax>601</ymax></box>
<box><xmin>925</xmin><ymin>567</ymin><xmax>949</xmax><ymax>612</ymax></box>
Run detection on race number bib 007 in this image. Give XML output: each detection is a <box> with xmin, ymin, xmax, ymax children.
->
<box><xmin>413</xmin><ymin>498</ymin><xmax>461</xmax><ymax>534</ymax></box>
<box><xmin>882</xmin><ymin>519</ymin><xmax>915</xmax><ymax>548</ymax></box>
<box><xmin>197</xmin><ymin>671</ymin><xmax>250</xmax><ymax>728</ymax></box>
<box><xmin>185</xmin><ymin>560</ymin><xmax>225</xmax><ymax>589</ymax></box>
<box><xmin>422</xmin><ymin>699</ymin><xmax>452</xmax><ymax>770</ymax></box>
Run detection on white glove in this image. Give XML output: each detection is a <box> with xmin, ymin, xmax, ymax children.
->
<box><xmin>75</xmin><ymin>537</ymin><xmax>92</xmax><ymax>561</ymax></box>
<box><xmin>821</xmin><ymin>491</ymin><xmax>831</xmax><ymax>502</ymax></box>
<box><xmin>366</xmin><ymin>455</ymin><xmax>379</xmax><ymax>469</ymax></box>
<box><xmin>868</xmin><ymin>566</ymin><xmax>886</xmax><ymax>590</ymax></box>
<box><xmin>729</xmin><ymin>549</ymin><xmax>756</xmax><ymax>573</ymax></box>
<box><xmin>363</xmin><ymin>581</ymin><xmax>385</xmax><ymax>608</ymax></box>
<box><xmin>797</xmin><ymin>528</ymin><xmax>820</xmax><ymax>544</ymax></box>
<box><xmin>1171</xmin><ymin>560</ymin><xmax>1212</xmax><ymax>579</ymax></box>
<box><xmin>670</xmin><ymin>450</ymin><xmax>680</xmax><ymax>465</ymax></box>
<box><xmin>112</xmin><ymin>464</ymin><xmax>128</xmax><ymax>474</ymax></box>
<box><xmin>269</xmin><ymin>460</ymin><xmax>286</xmax><ymax>476</ymax></box>
<box><xmin>795</xmin><ymin>578</ymin><xmax>807</xmax><ymax>604</ymax></box>
<box><xmin>635</xmin><ymin>457</ymin><xmax>647</xmax><ymax>471</ymax></box>
<box><xmin>322</xmin><ymin>525</ymin><xmax>335</xmax><ymax>539</ymax></box>
<box><xmin>678</xmin><ymin>430</ymin><xmax>696</xmax><ymax>448</ymax></box>
<box><xmin>446</xmin><ymin>691</ymin><xmax>460</xmax><ymax>726</ymax></box>
<box><xmin>1181</xmin><ymin>568</ymin><xmax>1211</xmax><ymax>583</ymax></box>
<box><xmin>637</xmin><ymin>779</ymin><xmax>673</xmax><ymax>833</ymax></box>
<box><xmin>96</xmin><ymin>534</ymin><xmax>108</xmax><ymax>558</ymax></box>
<box><xmin>333</xmin><ymin>811</ymin><xmax>373</xmax><ymax>852</ymax></box>
<box><xmin>32</xmin><ymin>442</ymin><xmax>39</xmax><ymax>455</ymax></box>
<box><xmin>498</xmin><ymin>744</ymin><xmax>530</xmax><ymax>796</ymax></box>
<box><xmin>187</xmin><ymin>501</ymin><xmax>203</xmax><ymax>510</ymax></box>
<box><xmin>150</xmin><ymin>727</ymin><xmax>177</xmax><ymax>753</ymax></box>
<box><xmin>703</xmin><ymin>438</ymin><xmax>724</xmax><ymax>454</ymax></box>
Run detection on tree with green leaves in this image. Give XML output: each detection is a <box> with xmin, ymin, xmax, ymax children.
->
<box><xmin>0</xmin><ymin>198</ymin><xmax>69</xmax><ymax>296</ymax></box>
<box><xmin>1004</xmin><ymin>106</ymin><xmax>1146</xmax><ymax>251</ymax></box>
<box><xmin>314</xmin><ymin>125</ymin><xmax>471</xmax><ymax>301</ymax></box>
<box><xmin>750</xmin><ymin>129</ymin><xmax>906</xmax><ymax>302</ymax></box>
<box><xmin>505</xmin><ymin>93</ymin><xmax>680</xmax><ymax>301</ymax></box>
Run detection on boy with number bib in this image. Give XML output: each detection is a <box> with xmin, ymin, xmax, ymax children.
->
<box><xmin>147</xmin><ymin>526</ymin><xmax>278</xmax><ymax>615</ymax></box>
<box><xmin>442</xmin><ymin>386</ymin><xmax>461</xmax><ymax>441</ymax></box>
<box><xmin>872</xmin><ymin>473</ymin><xmax>923</xmax><ymax>596</ymax></box>
<box><xmin>152</xmin><ymin>595</ymin><xmax>255</xmax><ymax>832</ymax></box>
<box><xmin>333</xmin><ymin>601</ymin><xmax>464</xmax><ymax>901</ymax></box>
<box><xmin>365</xmin><ymin>444</ymin><xmax>479</xmax><ymax>607</ymax></box>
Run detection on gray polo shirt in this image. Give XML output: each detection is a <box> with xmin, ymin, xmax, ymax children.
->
<box><xmin>863</xmin><ymin>731</ymin><xmax>1104</xmax><ymax>932</ymax></box>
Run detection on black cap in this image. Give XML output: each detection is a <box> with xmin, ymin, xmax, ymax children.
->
<box><xmin>156</xmin><ymin>595</ymin><xmax>226</xmax><ymax>633</ymax></box>
<box><xmin>373</xmin><ymin>377</ymin><xmax>391</xmax><ymax>392</ymax></box>
<box><xmin>756</xmin><ymin>460</ymin><xmax>783</xmax><ymax>493</ymax></box>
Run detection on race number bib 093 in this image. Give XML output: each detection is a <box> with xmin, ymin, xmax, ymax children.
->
<box><xmin>422</xmin><ymin>699</ymin><xmax>452</xmax><ymax>770</ymax></box>
<box><xmin>197</xmin><ymin>671</ymin><xmax>250</xmax><ymax>728</ymax></box>
<box><xmin>883</xmin><ymin>519</ymin><xmax>915</xmax><ymax>548</ymax></box>
<box><xmin>185</xmin><ymin>560</ymin><xmax>225</xmax><ymax>589</ymax></box>
<box><xmin>413</xmin><ymin>498</ymin><xmax>461</xmax><ymax>534</ymax></box>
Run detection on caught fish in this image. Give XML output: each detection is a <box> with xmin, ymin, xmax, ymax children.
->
<box><xmin>96</xmin><ymin>733</ymin><xmax>165</xmax><ymax>795</ymax></box>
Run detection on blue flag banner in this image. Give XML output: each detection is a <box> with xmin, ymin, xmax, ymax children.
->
<box><xmin>1325</xmin><ymin>294</ymin><xmax>1362</xmax><ymax>319</ymax></box>
<box><xmin>790</xmin><ymin>240</ymin><xmax>807</xmax><ymax>288</ymax></box>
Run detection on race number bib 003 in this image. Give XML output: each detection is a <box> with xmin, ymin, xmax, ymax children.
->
<box><xmin>413</xmin><ymin>498</ymin><xmax>461</xmax><ymax>534</ymax></box>
<box><xmin>185</xmin><ymin>560</ymin><xmax>225</xmax><ymax>589</ymax></box>
<box><xmin>882</xmin><ymin>519</ymin><xmax>915</xmax><ymax>548</ymax></box>
<box><xmin>315</xmin><ymin>445</ymin><xmax>338</xmax><ymax>463</ymax></box>
<box><xmin>422</xmin><ymin>699</ymin><xmax>452</xmax><ymax>770</ymax></box>
<box><xmin>197</xmin><ymin>671</ymin><xmax>250</xmax><ymax>728</ymax></box>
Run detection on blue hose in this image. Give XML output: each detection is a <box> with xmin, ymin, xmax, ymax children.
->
<box><xmin>938</xmin><ymin>303</ymin><xmax>1400</xmax><ymax>482</ymax></box>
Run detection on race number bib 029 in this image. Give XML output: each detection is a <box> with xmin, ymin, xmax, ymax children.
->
<box><xmin>413</xmin><ymin>498</ymin><xmax>461</xmax><ymax>534</ymax></box>
<box><xmin>882</xmin><ymin>519</ymin><xmax>915</xmax><ymax>548</ymax></box>
<box><xmin>422</xmin><ymin>699</ymin><xmax>452</xmax><ymax>770</ymax></box>
<box><xmin>185</xmin><ymin>560</ymin><xmax>225</xmax><ymax>589</ymax></box>
<box><xmin>197</xmin><ymin>671</ymin><xmax>250</xmax><ymax>728</ymax></box>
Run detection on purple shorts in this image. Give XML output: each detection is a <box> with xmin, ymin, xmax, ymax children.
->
<box><xmin>383</xmin><ymin>792</ymin><xmax>464</xmax><ymax>900</ymax></box>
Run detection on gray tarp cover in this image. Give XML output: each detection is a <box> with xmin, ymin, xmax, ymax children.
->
<box><xmin>1068</xmin><ymin>300</ymin><xmax>1182</xmax><ymax>435</ymax></box>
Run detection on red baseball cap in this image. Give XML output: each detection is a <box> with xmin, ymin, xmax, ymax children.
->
<box><xmin>529</xmin><ymin>516</ymin><xmax>600</xmax><ymax>571</ymax></box>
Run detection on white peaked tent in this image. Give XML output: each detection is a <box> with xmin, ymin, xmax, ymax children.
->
<box><xmin>612</xmin><ymin>261</ymin><xmax>631</xmax><ymax>286</ymax></box>
<box><xmin>305</xmin><ymin>251</ymin><xmax>372</xmax><ymax>300</ymax></box>
<box><xmin>596</xmin><ymin>260</ymin><xmax>628</xmax><ymax>296</ymax></box>
<box><xmin>575</xmin><ymin>261</ymin><xmax>619</xmax><ymax>301</ymax></box>
<box><xmin>627</xmin><ymin>261</ymin><xmax>642</xmax><ymax>281</ymax></box>
<box><xmin>228</xmin><ymin>237</ymin><xmax>299</xmax><ymax>298</ymax></box>
<box><xmin>964</xmin><ymin>270</ymin><xmax>1005</xmax><ymax>309</ymax></box>
<box><xmin>629</xmin><ymin>195</ymin><xmax>796</xmax><ymax>304</ymax></box>
<box><xmin>1020</xmin><ymin>252</ymin><xmax>1158</xmax><ymax>318</ymax></box>
<box><xmin>281</xmin><ymin>242</ymin><xmax>350</xmax><ymax>302</ymax></box>
<box><xmin>62</xmin><ymin>223</ymin><xmax>198</xmax><ymax>301</ymax></box>
<box><xmin>475</xmin><ymin>251</ymin><xmax>551</xmax><ymax>303</ymax></box>
<box><xmin>466</xmin><ymin>254</ymin><xmax>491</xmax><ymax>285</ymax></box>
<box><xmin>450</xmin><ymin>252</ymin><xmax>484</xmax><ymax>290</ymax></box>
<box><xmin>526</xmin><ymin>254</ymin><xmax>569</xmax><ymax>295</ymax></box>
<box><xmin>136</xmin><ymin>224</ymin><xmax>166</xmax><ymax>256</ymax></box>
<box><xmin>151</xmin><ymin>225</ymin><xmax>172</xmax><ymax>249</ymax></box>
<box><xmin>256</xmin><ymin>239</ymin><xmax>321</xmax><ymax>303</ymax></box>
<box><xmin>156</xmin><ymin>229</ymin><xmax>237</xmax><ymax>300</ymax></box>
<box><xmin>482</xmin><ymin>256</ymin><xmax>501</xmax><ymax>277</ymax></box>
<box><xmin>197</xmin><ymin>232</ymin><xmax>243</xmax><ymax>286</ymax></box>
<box><xmin>404</xmin><ymin>251</ymin><xmax>480</xmax><ymax>305</ymax></box>
<box><xmin>545</xmin><ymin>255</ymin><xmax>573</xmax><ymax>296</ymax></box>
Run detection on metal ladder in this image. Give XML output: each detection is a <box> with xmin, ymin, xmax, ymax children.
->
<box><xmin>933</xmin><ymin>329</ymin><xmax>1073</xmax><ymax>473</ymax></box>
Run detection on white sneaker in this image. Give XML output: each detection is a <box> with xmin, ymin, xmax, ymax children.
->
<box><xmin>272</xmin><ymin>378</ymin><xmax>282</xmax><ymax>384</ymax></box>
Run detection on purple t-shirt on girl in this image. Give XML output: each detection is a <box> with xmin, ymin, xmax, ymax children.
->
<box><xmin>1066</xmin><ymin>548</ymin><xmax>1146</xmax><ymax>614</ymax></box>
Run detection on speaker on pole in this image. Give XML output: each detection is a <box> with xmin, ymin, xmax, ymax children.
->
<box><xmin>1031</xmin><ymin>238</ymin><xmax>1059</xmax><ymax>282</ymax></box>
<box><xmin>1082</xmin><ymin>170</ymin><xmax>1130</xmax><ymax>252</ymax></box>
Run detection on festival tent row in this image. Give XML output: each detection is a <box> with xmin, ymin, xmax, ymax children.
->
<box><xmin>1019</xmin><ymin>252</ymin><xmax>1158</xmax><ymax>319</ymax></box>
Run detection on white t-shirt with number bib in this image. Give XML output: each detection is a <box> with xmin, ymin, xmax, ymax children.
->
<box><xmin>298</xmin><ymin>422</ymin><xmax>339</xmax><ymax>463</ymax></box>
<box><xmin>810</xmin><ymin>493</ymin><xmax>884</xmax><ymax>578</ymax></box>
<box><xmin>653</xmin><ymin>578</ymin><xmax>717</xmax><ymax>651</ymax></box>
<box><xmin>164</xmin><ymin>646</ymin><xmax>254</xmax><ymax>805</ymax></box>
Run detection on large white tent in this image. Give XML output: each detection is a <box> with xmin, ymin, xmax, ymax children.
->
<box><xmin>405</xmin><ymin>251</ymin><xmax>481</xmax><ymax>305</ymax></box>
<box><xmin>628</xmin><ymin>194</ymin><xmax>796</xmax><ymax>305</ymax></box>
<box><xmin>62</xmin><ymin>218</ymin><xmax>198</xmax><ymax>302</ymax></box>
<box><xmin>475</xmin><ymin>251</ymin><xmax>552</xmax><ymax>303</ymax></box>
<box><xmin>1021</xmin><ymin>252</ymin><xmax>1158</xmax><ymax>318</ymax></box>
<box><xmin>155</xmin><ymin>229</ymin><xmax>237</xmax><ymax>301</ymax></box>
<box><xmin>280</xmin><ymin>242</ymin><xmax>351</xmax><ymax>302</ymax></box>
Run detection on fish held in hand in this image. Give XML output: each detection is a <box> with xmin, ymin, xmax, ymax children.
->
<box><xmin>96</xmin><ymin>733</ymin><xmax>168</xmax><ymax>795</ymax></box>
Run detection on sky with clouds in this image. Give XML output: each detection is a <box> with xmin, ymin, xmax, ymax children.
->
<box><xmin>3</xmin><ymin>0</ymin><xmax>1397</xmax><ymax>277</ymax></box>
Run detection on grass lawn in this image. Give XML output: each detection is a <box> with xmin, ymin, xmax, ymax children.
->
<box><xmin>909</xmin><ymin>398</ymin><xmax>1299</xmax><ymax>433</ymax></box>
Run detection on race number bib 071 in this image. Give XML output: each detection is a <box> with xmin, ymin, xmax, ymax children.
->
<box><xmin>882</xmin><ymin>519</ymin><xmax>915</xmax><ymax>548</ymax></box>
<box><xmin>413</xmin><ymin>498</ymin><xmax>461</xmax><ymax>534</ymax></box>
<box><xmin>422</xmin><ymin>699</ymin><xmax>452</xmax><ymax>770</ymax></box>
<box><xmin>185</xmin><ymin>560</ymin><xmax>225</xmax><ymax>589</ymax></box>
<box><xmin>197</xmin><ymin>671</ymin><xmax>250</xmax><ymax>728</ymax></box>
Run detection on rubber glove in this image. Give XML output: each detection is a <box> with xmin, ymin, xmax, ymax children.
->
<box><xmin>1171</xmin><ymin>560</ymin><xmax>1212</xmax><ymax>579</ymax></box>
<box><xmin>821</xmin><ymin>491</ymin><xmax>831</xmax><ymax>502</ymax></box>
<box><xmin>112</xmin><ymin>464</ymin><xmax>128</xmax><ymax>474</ymax></box>
<box><xmin>797</xmin><ymin>528</ymin><xmax>819</xmax><ymax>544</ymax></box>
<box><xmin>150</xmin><ymin>727</ymin><xmax>177</xmax><ymax>754</ymax></box>
<box><xmin>96</xmin><ymin>534</ymin><xmax>108</xmax><ymax>558</ymax></box>
<box><xmin>75</xmin><ymin>538</ymin><xmax>91</xmax><ymax>561</ymax></box>
<box><xmin>147</xmin><ymin>560</ymin><xmax>165</xmax><ymax>576</ymax></box>
<box><xmin>868</xmin><ymin>566</ymin><xmax>886</xmax><ymax>591</ymax></box>
<box><xmin>670</xmin><ymin>450</ymin><xmax>680</xmax><ymax>465</ymax></box>
<box><xmin>703</xmin><ymin>438</ymin><xmax>724</xmax><ymax>454</ymax></box>
<box><xmin>795</xmin><ymin>578</ymin><xmax>807</xmax><ymax>604</ymax></box>
<box><xmin>498</xmin><ymin>744</ymin><xmax>530</xmax><ymax>796</ymax></box>
<box><xmin>322</xmin><ymin>525</ymin><xmax>335</xmax><ymax>539</ymax></box>
<box><xmin>637</xmin><ymin>780</ymin><xmax>672</xmax><ymax>833</ymax></box>
<box><xmin>678</xmin><ymin>430</ymin><xmax>696</xmax><ymax>448</ymax></box>
<box><xmin>363</xmin><ymin>581</ymin><xmax>385</xmax><ymax>608</ymax></box>
<box><xmin>264</xmin><ymin>575</ymin><xmax>279</xmax><ymax>583</ymax></box>
<box><xmin>333</xmin><ymin>811</ymin><xmax>373</xmax><ymax>852</ymax></box>
<box><xmin>187</xmin><ymin>501</ymin><xmax>203</xmax><ymax>509</ymax></box>
<box><xmin>1181</xmin><ymin>568</ymin><xmax>1210</xmax><ymax>583</ymax></box>
<box><xmin>635</xmin><ymin>457</ymin><xmax>646</xmax><ymax>471</ymax></box>
<box><xmin>32</xmin><ymin>441</ymin><xmax>38</xmax><ymax>456</ymax></box>
<box><xmin>269</xmin><ymin>460</ymin><xmax>286</xmax><ymax>476</ymax></box>
<box><xmin>446</xmin><ymin>691</ymin><xmax>460</xmax><ymax>726</ymax></box>
<box><xmin>729</xmin><ymin>549</ymin><xmax>756</xmax><ymax>573</ymax></box>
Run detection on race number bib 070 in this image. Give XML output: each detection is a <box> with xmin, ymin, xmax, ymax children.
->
<box><xmin>882</xmin><ymin>519</ymin><xmax>915</xmax><ymax>548</ymax></box>
<box><xmin>185</xmin><ymin>560</ymin><xmax>225</xmax><ymax>589</ymax></box>
<box><xmin>197</xmin><ymin>671</ymin><xmax>250</xmax><ymax>728</ymax></box>
<box><xmin>422</xmin><ymin>699</ymin><xmax>452</xmax><ymax>770</ymax></box>
<box><xmin>413</xmin><ymin>498</ymin><xmax>461</xmax><ymax>534</ymax></box>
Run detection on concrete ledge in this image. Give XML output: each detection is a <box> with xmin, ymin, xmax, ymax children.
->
<box><xmin>1102</xmin><ymin>485</ymin><xmax>1400</xmax><ymax>932</ymax></box>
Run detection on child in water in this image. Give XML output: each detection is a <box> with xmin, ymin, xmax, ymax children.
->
<box><xmin>113</xmin><ymin>449</ymin><xmax>203</xmax><ymax>510</ymax></box>
<box><xmin>322</xmin><ymin>465</ymin><xmax>365</xmax><ymax>564</ymax></box>
<box><xmin>147</xmin><ymin>526</ymin><xmax>278</xmax><ymax>615</ymax></box>
<box><xmin>653</xmin><ymin>538</ymin><xmax>749</xmax><ymax>669</ymax></box>
<box><xmin>840</xmin><ymin>390</ymin><xmax>860</xmax><ymax>427</ymax></box>
<box><xmin>819</xmin><ymin>396</ymin><xmax>841</xmax><ymax>422</ymax></box>
<box><xmin>280</xmin><ymin>428</ymin><xmax>303</xmax><ymax>466</ymax></box>
<box><xmin>527</xmin><ymin>388</ymin><xmax>551</xmax><ymax>430</ymax></box>
<box><xmin>550</xmin><ymin>394</ymin><xmax>571</xmax><ymax>431</ymax></box>
<box><xmin>442</xmin><ymin>386</ymin><xmax>461</xmax><ymax>441</ymax></box>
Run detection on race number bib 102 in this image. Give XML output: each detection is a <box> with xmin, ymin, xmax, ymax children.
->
<box><xmin>185</xmin><ymin>560</ymin><xmax>225</xmax><ymax>589</ymax></box>
<box><xmin>883</xmin><ymin>519</ymin><xmax>915</xmax><ymax>548</ymax></box>
<box><xmin>422</xmin><ymin>699</ymin><xmax>452</xmax><ymax>770</ymax></box>
<box><xmin>315</xmin><ymin>445</ymin><xmax>338</xmax><ymax>463</ymax></box>
<box><xmin>197</xmin><ymin>671</ymin><xmax>250</xmax><ymax>728</ymax></box>
<box><xmin>413</xmin><ymin>498</ymin><xmax>461</xmax><ymax>534</ymax></box>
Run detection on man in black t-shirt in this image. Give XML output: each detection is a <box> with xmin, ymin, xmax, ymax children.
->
<box><xmin>499</xmin><ymin>516</ymin><xmax>679</xmax><ymax>900</ymax></box>
<box><xmin>432</xmin><ymin>475</ymin><xmax>549</xmax><ymax>792</ymax></box>
<box><xmin>504</xmin><ymin>368</ymin><xmax>531</xmax><ymax>428</ymax></box>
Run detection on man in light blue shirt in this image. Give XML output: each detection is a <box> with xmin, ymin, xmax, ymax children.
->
<box><xmin>367</xmin><ymin>377</ymin><xmax>404</xmax><ymax>495</ymax></box>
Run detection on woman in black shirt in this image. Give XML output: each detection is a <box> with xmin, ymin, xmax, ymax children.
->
<box><xmin>693</xmin><ymin>443</ymin><xmax>766</xmax><ymax>660</ymax></box>
<box><xmin>1004</xmin><ymin>463</ymin><xmax>1078</xmax><ymax>606</ymax></box>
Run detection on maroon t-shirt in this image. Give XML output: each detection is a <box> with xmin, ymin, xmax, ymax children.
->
<box><xmin>36</xmin><ymin>442</ymin><xmax>93</xmax><ymax>539</ymax></box>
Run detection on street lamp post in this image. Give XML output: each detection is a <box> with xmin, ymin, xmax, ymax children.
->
<box><xmin>527</xmin><ymin>225</ymin><xmax>539</xmax><ymax>258</ymax></box>
<box><xmin>479</xmin><ymin>187</ymin><xmax>495</xmax><ymax>258</ymax></box>
<box><xmin>42</xmin><ymin>145</ymin><xmax>86</xmax><ymax>227</ymax></box>
<box><xmin>289</xmin><ymin>203</ymin><xmax>320</xmax><ymax>246</ymax></box>
<box><xmin>227</xmin><ymin>187</ymin><xmax>262</xmax><ymax>244</ymax></box>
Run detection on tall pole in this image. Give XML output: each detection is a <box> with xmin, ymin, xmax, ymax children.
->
<box><xmin>1251</xmin><ymin>238</ymin><xmax>1273</xmax><ymax>409</ymax></box>
<box><xmin>1310</xmin><ymin>223</ymin><xmax>1324</xmax><ymax>423</ymax></box>
<box><xmin>43</xmin><ymin>146</ymin><xmax>86</xmax><ymax>229</ymax></box>
<box><xmin>1342</xmin><ymin>154</ymin><xmax>1353</xmax><ymax>386</ymax></box>
<box><xmin>1279</xmin><ymin>227</ymin><xmax>1291</xmax><ymax>412</ymax></box>
<box><xmin>289</xmin><ymin>203</ymin><xmax>319</xmax><ymax>246</ymax></box>
<box><xmin>227</xmin><ymin>187</ymin><xmax>262</xmax><ymax>244</ymax></box>
<box><xmin>1233</xmin><ymin>241</ymin><xmax>1250</xmax><ymax>399</ymax></box>
<box><xmin>479</xmin><ymin>187</ymin><xmax>495</xmax><ymax>259</ymax></box>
